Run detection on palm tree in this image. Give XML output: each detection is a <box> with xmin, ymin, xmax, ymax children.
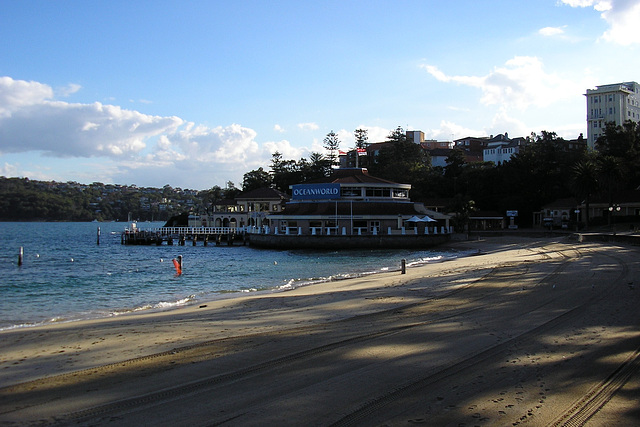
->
<box><xmin>571</xmin><ymin>155</ymin><xmax>598</xmax><ymax>229</ymax></box>
<box><xmin>597</xmin><ymin>155</ymin><xmax>624</xmax><ymax>226</ymax></box>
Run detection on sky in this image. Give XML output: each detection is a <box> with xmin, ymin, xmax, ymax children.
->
<box><xmin>1</xmin><ymin>0</ymin><xmax>639</xmax><ymax>190</ymax></box>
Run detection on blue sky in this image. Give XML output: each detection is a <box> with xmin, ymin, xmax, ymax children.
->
<box><xmin>1</xmin><ymin>0</ymin><xmax>639</xmax><ymax>189</ymax></box>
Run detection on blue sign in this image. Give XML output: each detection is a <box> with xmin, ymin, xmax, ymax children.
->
<box><xmin>291</xmin><ymin>183</ymin><xmax>340</xmax><ymax>200</ymax></box>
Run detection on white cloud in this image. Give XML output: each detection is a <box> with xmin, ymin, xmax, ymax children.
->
<box><xmin>262</xmin><ymin>139</ymin><xmax>306</xmax><ymax>160</ymax></box>
<box><xmin>0</xmin><ymin>76</ymin><xmax>281</xmax><ymax>188</ymax></box>
<box><xmin>273</xmin><ymin>124</ymin><xmax>285</xmax><ymax>133</ymax></box>
<box><xmin>422</xmin><ymin>56</ymin><xmax>584</xmax><ymax>110</ymax></box>
<box><xmin>0</xmin><ymin>98</ymin><xmax>183</xmax><ymax>158</ymax></box>
<box><xmin>0</xmin><ymin>162</ymin><xmax>19</xmax><ymax>177</ymax></box>
<box><xmin>168</xmin><ymin>122</ymin><xmax>260</xmax><ymax>163</ymax></box>
<box><xmin>538</xmin><ymin>26</ymin><xmax>565</xmax><ymax>36</ymax></box>
<box><xmin>297</xmin><ymin>122</ymin><xmax>319</xmax><ymax>131</ymax></box>
<box><xmin>488</xmin><ymin>109</ymin><xmax>530</xmax><ymax>137</ymax></box>
<box><xmin>0</xmin><ymin>76</ymin><xmax>53</xmax><ymax>118</ymax></box>
<box><xmin>363</xmin><ymin>126</ymin><xmax>391</xmax><ymax>144</ymax></box>
<box><xmin>560</xmin><ymin>0</ymin><xmax>606</xmax><ymax>7</ymax></box>
<box><xmin>560</xmin><ymin>0</ymin><xmax>640</xmax><ymax>45</ymax></box>
<box><xmin>56</xmin><ymin>83</ymin><xmax>82</xmax><ymax>97</ymax></box>
<box><xmin>426</xmin><ymin>120</ymin><xmax>486</xmax><ymax>141</ymax></box>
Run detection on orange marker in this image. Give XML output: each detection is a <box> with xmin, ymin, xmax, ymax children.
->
<box><xmin>172</xmin><ymin>258</ymin><xmax>182</xmax><ymax>276</ymax></box>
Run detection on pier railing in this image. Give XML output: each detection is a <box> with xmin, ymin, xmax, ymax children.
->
<box><xmin>122</xmin><ymin>226</ymin><xmax>247</xmax><ymax>245</ymax></box>
<box><xmin>246</xmin><ymin>225</ymin><xmax>453</xmax><ymax>236</ymax></box>
<box><xmin>125</xmin><ymin>226</ymin><xmax>243</xmax><ymax>235</ymax></box>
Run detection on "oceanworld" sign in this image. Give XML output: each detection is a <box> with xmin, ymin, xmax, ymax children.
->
<box><xmin>291</xmin><ymin>183</ymin><xmax>340</xmax><ymax>200</ymax></box>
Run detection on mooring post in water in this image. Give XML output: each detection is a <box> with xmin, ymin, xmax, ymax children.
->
<box><xmin>401</xmin><ymin>258</ymin><xmax>406</xmax><ymax>274</ymax></box>
<box><xmin>178</xmin><ymin>255</ymin><xmax>183</xmax><ymax>272</ymax></box>
<box><xmin>18</xmin><ymin>247</ymin><xmax>24</xmax><ymax>266</ymax></box>
<box><xmin>97</xmin><ymin>227</ymin><xmax>101</xmax><ymax>245</ymax></box>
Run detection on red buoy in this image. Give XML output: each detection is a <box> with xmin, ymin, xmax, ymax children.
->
<box><xmin>172</xmin><ymin>258</ymin><xmax>182</xmax><ymax>276</ymax></box>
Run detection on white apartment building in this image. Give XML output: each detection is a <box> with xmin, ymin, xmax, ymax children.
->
<box><xmin>585</xmin><ymin>81</ymin><xmax>640</xmax><ymax>149</ymax></box>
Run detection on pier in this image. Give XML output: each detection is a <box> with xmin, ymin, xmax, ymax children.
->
<box><xmin>121</xmin><ymin>226</ymin><xmax>247</xmax><ymax>246</ymax></box>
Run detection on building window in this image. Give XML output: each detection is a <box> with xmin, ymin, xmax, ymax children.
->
<box><xmin>341</xmin><ymin>187</ymin><xmax>360</xmax><ymax>197</ymax></box>
<box><xmin>365</xmin><ymin>188</ymin><xmax>390</xmax><ymax>198</ymax></box>
<box><xmin>393</xmin><ymin>189</ymin><xmax>408</xmax><ymax>198</ymax></box>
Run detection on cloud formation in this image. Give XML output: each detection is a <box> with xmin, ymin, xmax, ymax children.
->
<box><xmin>561</xmin><ymin>0</ymin><xmax>640</xmax><ymax>45</ymax></box>
<box><xmin>421</xmin><ymin>56</ymin><xmax>582</xmax><ymax>110</ymax></box>
<box><xmin>0</xmin><ymin>76</ymin><xmax>270</xmax><ymax>188</ymax></box>
<box><xmin>538</xmin><ymin>26</ymin><xmax>565</xmax><ymax>36</ymax></box>
<box><xmin>297</xmin><ymin>122</ymin><xmax>319</xmax><ymax>131</ymax></box>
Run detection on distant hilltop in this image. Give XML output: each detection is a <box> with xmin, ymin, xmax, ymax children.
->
<box><xmin>0</xmin><ymin>177</ymin><xmax>211</xmax><ymax>222</ymax></box>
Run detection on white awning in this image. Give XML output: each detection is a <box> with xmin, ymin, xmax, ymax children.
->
<box><xmin>406</xmin><ymin>215</ymin><xmax>437</xmax><ymax>222</ymax></box>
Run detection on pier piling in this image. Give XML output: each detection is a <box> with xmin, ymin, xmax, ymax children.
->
<box><xmin>18</xmin><ymin>247</ymin><xmax>23</xmax><ymax>266</ymax></box>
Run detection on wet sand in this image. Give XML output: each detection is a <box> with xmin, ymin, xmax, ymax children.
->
<box><xmin>1</xmin><ymin>236</ymin><xmax>639</xmax><ymax>426</ymax></box>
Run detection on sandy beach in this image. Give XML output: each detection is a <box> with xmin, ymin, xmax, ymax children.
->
<box><xmin>1</xmin><ymin>235</ymin><xmax>639</xmax><ymax>426</ymax></box>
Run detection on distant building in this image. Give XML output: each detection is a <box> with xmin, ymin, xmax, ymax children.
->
<box><xmin>453</xmin><ymin>136</ymin><xmax>488</xmax><ymax>163</ymax></box>
<box><xmin>482</xmin><ymin>133</ymin><xmax>526</xmax><ymax>165</ymax></box>
<box><xmin>421</xmin><ymin>139</ymin><xmax>453</xmax><ymax>150</ymax></box>
<box><xmin>406</xmin><ymin>130</ymin><xmax>425</xmax><ymax>144</ymax></box>
<box><xmin>427</xmin><ymin>148</ymin><xmax>453</xmax><ymax>168</ymax></box>
<box><xmin>585</xmin><ymin>81</ymin><xmax>640</xmax><ymax>149</ymax></box>
<box><xmin>189</xmin><ymin>187</ymin><xmax>289</xmax><ymax>229</ymax></box>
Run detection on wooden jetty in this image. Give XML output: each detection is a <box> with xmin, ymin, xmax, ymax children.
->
<box><xmin>121</xmin><ymin>226</ymin><xmax>247</xmax><ymax>246</ymax></box>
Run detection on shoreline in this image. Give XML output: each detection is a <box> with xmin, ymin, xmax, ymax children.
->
<box><xmin>0</xmin><ymin>244</ymin><xmax>471</xmax><ymax>332</ymax></box>
<box><xmin>2</xmin><ymin>235</ymin><xmax>639</xmax><ymax>425</ymax></box>
<box><xmin>0</xmin><ymin>237</ymin><xmax>515</xmax><ymax>384</ymax></box>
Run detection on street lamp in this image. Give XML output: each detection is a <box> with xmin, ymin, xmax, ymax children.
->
<box><xmin>608</xmin><ymin>204</ymin><xmax>621</xmax><ymax>234</ymax></box>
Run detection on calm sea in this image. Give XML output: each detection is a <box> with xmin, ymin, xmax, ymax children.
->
<box><xmin>0</xmin><ymin>222</ymin><xmax>469</xmax><ymax>330</ymax></box>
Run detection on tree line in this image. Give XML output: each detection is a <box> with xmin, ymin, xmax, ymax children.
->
<box><xmin>2</xmin><ymin>121</ymin><xmax>638</xmax><ymax>226</ymax></box>
<box><xmin>240</xmin><ymin>123</ymin><xmax>640</xmax><ymax>228</ymax></box>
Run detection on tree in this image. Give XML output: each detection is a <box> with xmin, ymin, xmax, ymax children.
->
<box><xmin>444</xmin><ymin>149</ymin><xmax>466</xmax><ymax>181</ymax></box>
<box><xmin>305</xmin><ymin>152</ymin><xmax>332</xmax><ymax>180</ymax></box>
<box><xmin>270</xmin><ymin>151</ymin><xmax>304</xmax><ymax>192</ymax></box>
<box><xmin>447</xmin><ymin>195</ymin><xmax>476</xmax><ymax>233</ymax></box>
<box><xmin>242</xmin><ymin>167</ymin><xmax>272</xmax><ymax>192</ymax></box>
<box><xmin>367</xmin><ymin>128</ymin><xmax>429</xmax><ymax>187</ymax></box>
<box><xmin>224</xmin><ymin>181</ymin><xmax>240</xmax><ymax>200</ymax></box>
<box><xmin>596</xmin><ymin>120</ymin><xmax>640</xmax><ymax>190</ymax></box>
<box><xmin>354</xmin><ymin>128</ymin><xmax>368</xmax><ymax>149</ymax></box>
<box><xmin>386</xmin><ymin>126</ymin><xmax>407</xmax><ymax>143</ymax></box>
<box><xmin>200</xmin><ymin>185</ymin><xmax>224</xmax><ymax>215</ymax></box>
<box><xmin>571</xmin><ymin>154</ymin><xmax>599</xmax><ymax>228</ymax></box>
<box><xmin>323</xmin><ymin>130</ymin><xmax>341</xmax><ymax>166</ymax></box>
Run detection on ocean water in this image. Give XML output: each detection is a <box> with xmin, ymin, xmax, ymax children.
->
<box><xmin>0</xmin><ymin>222</ymin><xmax>468</xmax><ymax>330</ymax></box>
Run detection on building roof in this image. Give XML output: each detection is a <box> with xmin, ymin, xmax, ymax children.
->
<box><xmin>236</xmin><ymin>187</ymin><xmax>289</xmax><ymax>201</ymax></box>
<box><xmin>427</xmin><ymin>148</ymin><xmax>452</xmax><ymax>157</ymax></box>
<box><xmin>542</xmin><ymin>198</ymin><xmax>579</xmax><ymax>209</ymax></box>
<box><xmin>306</xmin><ymin>168</ymin><xmax>400</xmax><ymax>186</ymax></box>
<box><xmin>470</xmin><ymin>210</ymin><xmax>505</xmax><ymax>219</ymax></box>
<box><xmin>213</xmin><ymin>198</ymin><xmax>238</xmax><ymax>206</ymax></box>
